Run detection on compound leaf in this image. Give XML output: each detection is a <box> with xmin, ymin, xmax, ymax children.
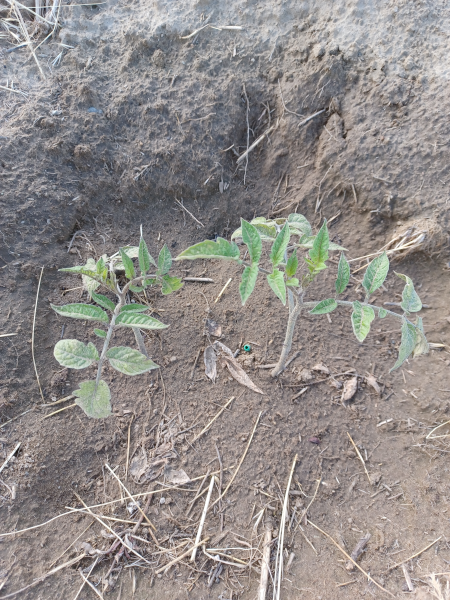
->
<box><xmin>241</xmin><ymin>219</ymin><xmax>262</xmax><ymax>265</ymax></box>
<box><xmin>116</xmin><ymin>312</ymin><xmax>168</xmax><ymax>330</ymax></box>
<box><xmin>94</xmin><ymin>328</ymin><xmax>107</xmax><ymax>338</ymax></box>
<box><xmin>309</xmin><ymin>220</ymin><xmax>329</xmax><ymax>265</ymax></box>
<box><xmin>390</xmin><ymin>319</ymin><xmax>416</xmax><ymax>371</ymax></box>
<box><xmin>138</xmin><ymin>237</ymin><xmax>156</xmax><ymax>273</ymax></box>
<box><xmin>351</xmin><ymin>301</ymin><xmax>375</xmax><ymax>342</ymax></box>
<box><xmin>335</xmin><ymin>253</ymin><xmax>350</xmax><ymax>294</ymax></box>
<box><xmin>395</xmin><ymin>272</ymin><xmax>422</xmax><ymax>313</ymax></box>
<box><xmin>91</xmin><ymin>292</ymin><xmax>115</xmax><ymax>312</ymax></box>
<box><xmin>51</xmin><ymin>303</ymin><xmax>109</xmax><ymax>323</ymax></box>
<box><xmin>120</xmin><ymin>304</ymin><xmax>148</xmax><ymax>313</ymax></box>
<box><xmin>310</xmin><ymin>298</ymin><xmax>338</xmax><ymax>314</ymax></box>
<box><xmin>285</xmin><ymin>249</ymin><xmax>298</xmax><ymax>278</ymax></box>
<box><xmin>119</xmin><ymin>248</ymin><xmax>136</xmax><ymax>280</ymax></box>
<box><xmin>73</xmin><ymin>380</ymin><xmax>111</xmax><ymax>419</ymax></box>
<box><xmin>267</xmin><ymin>268</ymin><xmax>286</xmax><ymax>305</ymax></box>
<box><xmin>239</xmin><ymin>264</ymin><xmax>258</xmax><ymax>305</ymax></box>
<box><xmin>161</xmin><ymin>275</ymin><xmax>183</xmax><ymax>295</ymax></box>
<box><xmin>287</xmin><ymin>213</ymin><xmax>312</xmax><ymax>236</ymax></box>
<box><xmin>157</xmin><ymin>244</ymin><xmax>172</xmax><ymax>275</ymax></box>
<box><xmin>106</xmin><ymin>346</ymin><xmax>159</xmax><ymax>375</ymax></box>
<box><xmin>175</xmin><ymin>238</ymin><xmax>240</xmax><ymax>261</ymax></box>
<box><xmin>270</xmin><ymin>223</ymin><xmax>290</xmax><ymax>268</ymax></box>
<box><xmin>378</xmin><ymin>307</ymin><xmax>388</xmax><ymax>318</ymax></box>
<box><xmin>54</xmin><ymin>339</ymin><xmax>99</xmax><ymax>369</ymax></box>
<box><xmin>362</xmin><ymin>252</ymin><xmax>389</xmax><ymax>296</ymax></box>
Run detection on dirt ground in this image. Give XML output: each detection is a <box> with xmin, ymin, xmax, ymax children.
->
<box><xmin>1</xmin><ymin>0</ymin><xmax>450</xmax><ymax>598</ymax></box>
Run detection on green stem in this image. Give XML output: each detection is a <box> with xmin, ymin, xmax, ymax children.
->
<box><xmin>302</xmin><ymin>299</ymin><xmax>412</xmax><ymax>325</ymax></box>
<box><xmin>271</xmin><ymin>288</ymin><xmax>302</xmax><ymax>377</ymax></box>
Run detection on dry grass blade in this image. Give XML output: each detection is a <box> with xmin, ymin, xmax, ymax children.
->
<box><xmin>78</xmin><ymin>572</ymin><xmax>104</xmax><ymax>600</ymax></box>
<box><xmin>347</xmin><ymin>432</ymin><xmax>371</xmax><ymax>484</ymax></box>
<box><xmin>41</xmin><ymin>403</ymin><xmax>76</xmax><ymax>420</ymax></box>
<box><xmin>0</xmin><ymin>84</ymin><xmax>27</xmax><ymax>97</ymax></box>
<box><xmin>258</xmin><ymin>510</ymin><xmax>273</xmax><ymax>600</ymax></box>
<box><xmin>191</xmin><ymin>475</ymin><xmax>216</xmax><ymax>561</ymax></box>
<box><xmin>308</xmin><ymin>520</ymin><xmax>394</xmax><ymax>597</ymax></box>
<box><xmin>191</xmin><ymin>397</ymin><xmax>235</xmax><ymax>443</ymax></box>
<box><xmin>155</xmin><ymin>537</ymin><xmax>209</xmax><ymax>574</ymax></box>
<box><xmin>31</xmin><ymin>266</ymin><xmax>45</xmax><ymax>402</ymax></box>
<box><xmin>293</xmin><ymin>476</ymin><xmax>321</xmax><ymax>532</ymax></box>
<box><xmin>388</xmin><ymin>537</ymin><xmax>441</xmax><ymax>571</ymax></box>
<box><xmin>0</xmin><ymin>442</ymin><xmax>20</xmax><ymax>476</ymax></box>
<box><xmin>11</xmin><ymin>1</ymin><xmax>45</xmax><ymax>79</ymax></box>
<box><xmin>237</xmin><ymin>124</ymin><xmax>276</xmax><ymax>165</ymax></box>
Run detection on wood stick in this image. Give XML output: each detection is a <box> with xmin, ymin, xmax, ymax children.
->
<box><xmin>297</xmin><ymin>109</ymin><xmax>325</xmax><ymax>128</ymax></box>
<box><xmin>237</xmin><ymin>125</ymin><xmax>276</xmax><ymax>164</ymax></box>
<box><xmin>258</xmin><ymin>511</ymin><xmax>273</xmax><ymax>600</ymax></box>
<box><xmin>191</xmin><ymin>397</ymin><xmax>234</xmax><ymax>443</ymax></box>
<box><xmin>308</xmin><ymin>520</ymin><xmax>394</xmax><ymax>597</ymax></box>
<box><xmin>210</xmin><ymin>411</ymin><xmax>261</xmax><ymax>509</ymax></box>
<box><xmin>0</xmin><ymin>442</ymin><xmax>20</xmax><ymax>476</ymax></box>
<box><xmin>388</xmin><ymin>537</ymin><xmax>441</xmax><ymax>571</ymax></box>
<box><xmin>184</xmin><ymin>277</ymin><xmax>214</xmax><ymax>283</ymax></box>
<box><xmin>32</xmin><ymin>266</ymin><xmax>45</xmax><ymax>402</ymax></box>
<box><xmin>346</xmin><ymin>532</ymin><xmax>371</xmax><ymax>571</ymax></box>
<box><xmin>191</xmin><ymin>475</ymin><xmax>216</xmax><ymax>561</ymax></box>
<box><xmin>156</xmin><ymin>537</ymin><xmax>209</xmax><ymax>574</ymax></box>
<box><xmin>347</xmin><ymin>432</ymin><xmax>371</xmax><ymax>484</ymax></box>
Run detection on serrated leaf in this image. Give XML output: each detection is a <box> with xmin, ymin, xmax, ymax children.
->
<box><xmin>116</xmin><ymin>312</ymin><xmax>168</xmax><ymax>330</ymax></box>
<box><xmin>239</xmin><ymin>264</ymin><xmax>258</xmax><ymax>305</ymax></box>
<box><xmin>286</xmin><ymin>278</ymin><xmax>300</xmax><ymax>287</ymax></box>
<box><xmin>157</xmin><ymin>244</ymin><xmax>172</xmax><ymax>275</ymax></box>
<box><xmin>138</xmin><ymin>237</ymin><xmax>156</xmax><ymax>273</ymax></box>
<box><xmin>395</xmin><ymin>272</ymin><xmax>422</xmax><ymax>313</ymax></box>
<box><xmin>73</xmin><ymin>380</ymin><xmax>111</xmax><ymax>419</ymax></box>
<box><xmin>362</xmin><ymin>252</ymin><xmax>389</xmax><ymax>295</ymax></box>
<box><xmin>267</xmin><ymin>269</ymin><xmax>286</xmax><ymax>305</ymax></box>
<box><xmin>51</xmin><ymin>303</ymin><xmax>109</xmax><ymax>323</ymax></box>
<box><xmin>310</xmin><ymin>298</ymin><xmax>338</xmax><ymax>314</ymax></box>
<box><xmin>161</xmin><ymin>275</ymin><xmax>183</xmax><ymax>295</ymax></box>
<box><xmin>54</xmin><ymin>339</ymin><xmax>99</xmax><ymax>369</ymax></box>
<box><xmin>119</xmin><ymin>248</ymin><xmax>135</xmax><ymax>280</ymax></box>
<box><xmin>378</xmin><ymin>307</ymin><xmax>388</xmax><ymax>318</ymax></box>
<box><xmin>335</xmin><ymin>253</ymin><xmax>350</xmax><ymax>294</ymax></box>
<box><xmin>390</xmin><ymin>319</ymin><xmax>416</xmax><ymax>371</ymax></box>
<box><xmin>106</xmin><ymin>346</ymin><xmax>159</xmax><ymax>375</ymax></box>
<box><xmin>286</xmin><ymin>249</ymin><xmax>298</xmax><ymax>278</ymax></box>
<box><xmin>270</xmin><ymin>223</ymin><xmax>290</xmax><ymax>268</ymax></box>
<box><xmin>287</xmin><ymin>213</ymin><xmax>312</xmax><ymax>236</ymax></box>
<box><xmin>241</xmin><ymin>219</ymin><xmax>262</xmax><ymax>265</ymax></box>
<box><xmin>175</xmin><ymin>238</ymin><xmax>240</xmax><ymax>261</ymax></box>
<box><xmin>351</xmin><ymin>301</ymin><xmax>375</xmax><ymax>342</ymax></box>
<box><xmin>94</xmin><ymin>328</ymin><xmax>107</xmax><ymax>338</ymax></box>
<box><xmin>309</xmin><ymin>220</ymin><xmax>329</xmax><ymax>265</ymax></box>
<box><xmin>91</xmin><ymin>292</ymin><xmax>115</xmax><ymax>312</ymax></box>
<box><xmin>120</xmin><ymin>304</ymin><xmax>149</xmax><ymax>313</ymax></box>
<box><xmin>412</xmin><ymin>317</ymin><xmax>429</xmax><ymax>358</ymax></box>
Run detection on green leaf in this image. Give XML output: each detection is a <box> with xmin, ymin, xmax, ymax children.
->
<box><xmin>175</xmin><ymin>238</ymin><xmax>240</xmax><ymax>261</ymax></box>
<box><xmin>91</xmin><ymin>292</ymin><xmax>115</xmax><ymax>312</ymax></box>
<box><xmin>309</xmin><ymin>299</ymin><xmax>338</xmax><ymax>314</ymax></box>
<box><xmin>119</xmin><ymin>248</ymin><xmax>136</xmax><ymax>280</ymax></box>
<box><xmin>82</xmin><ymin>258</ymin><xmax>101</xmax><ymax>296</ymax></box>
<box><xmin>309</xmin><ymin>220</ymin><xmax>329</xmax><ymax>265</ymax></box>
<box><xmin>94</xmin><ymin>328</ymin><xmax>107</xmax><ymax>338</ymax></box>
<box><xmin>116</xmin><ymin>312</ymin><xmax>168</xmax><ymax>330</ymax></box>
<box><xmin>362</xmin><ymin>252</ymin><xmax>389</xmax><ymax>296</ymax></box>
<box><xmin>96</xmin><ymin>256</ymin><xmax>106</xmax><ymax>275</ymax></box>
<box><xmin>54</xmin><ymin>339</ymin><xmax>99</xmax><ymax>369</ymax></box>
<box><xmin>390</xmin><ymin>319</ymin><xmax>417</xmax><ymax>371</ymax></box>
<box><xmin>157</xmin><ymin>244</ymin><xmax>172</xmax><ymax>275</ymax></box>
<box><xmin>270</xmin><ymin>223</ymin><xmax>290</xmax><ymax>268</ymax></box>
<box><xmin>351</xmin><ymin>301</ymin><xmax>375</xmax><ymax>342</ymax></box>
<box><xmin>106</xmin><ymin>346</ymin><xmax>159</xmax><ymax>375</ymax></box>
<box><xmin>231</xmin><ymin>222</ymin><xmax>277</xmax><ymax>242</ymax></box>
<box><xmin>51</xmin><ymin>303</ymin><xmax>109</xmax><ymax>323</ymax></box>
<box><xmin>413</xmin><ymin>317</ymin><xmax>429</xmax><ymax>358</ymax></box>
<box><xmin>129</xmin><ymin>285</ymin><xmax>145</xmax><ymax>293</ymax></box>
<box><xmin>241</xmin><ymin>219</ymin><xmax>262</xmax><ymax>265</ymax></box>
<box><xmin>267</xmin><ymin>269</ymin><xmax>286</xmax><ymax>305</ymax></box>
<box><xmin>120</xmin><ymin>304</ymin><xmax>149</xmax><ymax>313</ymax></box>
<box><xmin>395</xmin><ymin>272</ymin><xmax>422</xmax><ymax>313</ymax></box>
<box><xmin>287</xmin><ymin>213</ymin><xmax>312</xmax><ymax>236</ymax></box>
<box><xmin>378</xmin><ymin>307</ymin><xmax>388</xmax><ymax>318</ymax></box>
<box><xmin>239</xmin><ymin>264</ymin><xmax>258</xmax><ymax>305</ymax></box>
<box><xmin>138</xmin><ymin>237</ymin><xmax>156</xmax><ymax>273</ymax></box>
<box><xmin>335</xmin><ymin>253</ymin><xmax>350</xmax><ymax>294</ymax></box>
<box><xmin>113</xmin><ymin>246</ymin><xmax>139</xmax><ymax>271</ymax></box>
<box><xmin>161</xmin><ymin>275</ymin><xmax>183</xmax><ymax>295</ymax></box>
<box><xmin>285</xmin><ymin>249</ymin><xmax>298</xmax><ymax>278</ymax></box>
<box><xmin>73</xmin><ymin>380</ymin><xmax>111</xmax><ymax>419</ymax></box>
<box><xmin>286</xmin><ymin>278</ymin><xmax>299</xmax><ymax>287</ymax></box>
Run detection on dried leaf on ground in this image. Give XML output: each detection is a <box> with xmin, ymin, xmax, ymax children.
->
<box><xmin>365</xmin><ymin>374</ymin><xmax>381</xmax><ymax>395</ymax></box>
<box><xmin>312</xmin><ymin>362</ymin><xmax>330</xmax><ymax>374</ymax></box>
<box><xmin>164</xmin><ymin>465</ymin><xmax>191</xmax><ymax>485</ymax></box>
<box><xmin>204</xmin><ymin>345</ymin><xmax>217</xmax><ymax>382</ymax></box>
<box><xmin>129</xmin><ymin>447</ymin><xmax>148</xmax><ymax>482</ymax></box>
<box><xmin>205</xmin><ymin>318</ymin><xmax>222</xmax><ymax>337</ymax></box>
<box><xmin>341</xmin><ymin>376</ymin><xmax>358</xmax><ymax>405</ymax></box>
<box><xmin>222</xmin><ymin>355</ymin><xmax>264</xmax><ymax>395</ymax></box>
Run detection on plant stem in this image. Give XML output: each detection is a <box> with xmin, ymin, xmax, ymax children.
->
<box><xmin>271</xmin><ymin>288</ymin><xmax>302</xmax><ymax>377</ymax></box>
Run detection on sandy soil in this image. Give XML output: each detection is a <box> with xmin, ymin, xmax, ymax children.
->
<box><xmin>1</xmin><ymin>0</ymin><xmax>450</xmax><ymax>598</ymax></box>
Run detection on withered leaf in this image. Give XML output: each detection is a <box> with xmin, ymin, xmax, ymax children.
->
<box><xmin>205</xmin><ymin>318</ymin><xmax>222</xmax><ymax>337</ymax></box>
<box><xmin>222</xmin><ymin>355</ymin><xmax>264</xmax><ymax>395</ymax></box>
<box><xmin>365</xmin><ymin>374</ymin><xmax>381</xmax><ymax>395</ymax></box>
<box><xmin>341</xmin><ymin>376</ymin><xmax>358</xmax><ymax>405</ymax></box>
<box><xmin>204</xmin><ymin>345</ymin><xmax>217</xmax><ymax>382</ymax></box>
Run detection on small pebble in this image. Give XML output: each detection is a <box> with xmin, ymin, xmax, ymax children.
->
<box><xmin>309</xmin><ymin>436</ymin><xmax>320</xmax><ymax>445</ymax></box>
<box><xmin>170</xmin><ymin>356</ymin><xmax>177</xmax><ymax>363</ymax></box>
<box><xmin>160</xmin><ymin>497</ymin><xmax>166</xmax><ymax>505</ymax></box>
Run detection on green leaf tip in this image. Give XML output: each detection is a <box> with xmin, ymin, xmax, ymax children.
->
<box><xmin>362</xmin><ymin>252</ymin><xmax>389</xmax><ymax>296</ymax></box>
<box><xmin>175</xmin><ymin>238</ymin><xmax>240</xmax><ymax>261</ymax></box>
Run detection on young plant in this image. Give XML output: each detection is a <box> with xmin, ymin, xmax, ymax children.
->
<box><xmin>175</xmin><ymin>214</ymin><xmax>429</xmax><ymax>377</ymax></box>
<box><xmin>51</xmin><ymin>230</ymin><xmax>183</xmax><ymax>418</ymax></box>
